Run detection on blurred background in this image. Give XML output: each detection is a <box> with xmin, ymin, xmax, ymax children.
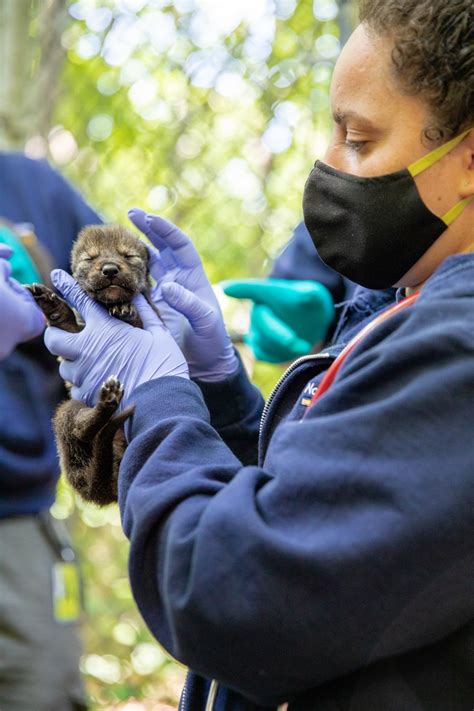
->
<box><xmin>0</xmin><ymin>0</ymin><xmax>356</xmax><ymax>707</ymax></box>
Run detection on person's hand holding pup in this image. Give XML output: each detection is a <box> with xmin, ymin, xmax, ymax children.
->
<box><xmin>44</xmin><ymin>269</ymin><xmax>188</xmax><ymax>408</ymax></box>
<box><xmin>128</xmin><ymin>209</ymin><xmax>239</xmax><ymax>382</ymax></box>
<box><xmin>0</xmin><ymin>244</ymin><xmax>45</xmax><ymax>360</ymax></box>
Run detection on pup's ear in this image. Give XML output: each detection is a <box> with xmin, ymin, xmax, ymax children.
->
<box><xmin>143</xmin><ymin>248</ymin><xmax>153</xmax><ymax>287</ymax></box>
<box><xmin>142</xmin><ymin>242</ymin><xmax>151</xmax><ymax>275</ymax></box>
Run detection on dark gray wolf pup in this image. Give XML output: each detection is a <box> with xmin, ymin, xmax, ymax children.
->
<box><xmin>28</xmin><ymin>224</ymin><xmax>155</xmax><ymax>506</ymax></box>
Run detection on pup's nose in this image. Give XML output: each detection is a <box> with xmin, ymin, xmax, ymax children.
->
<box><xmin>102</xmin><ymin>263</ymin><xmax>120</xmax><ymax>278</ymax></box>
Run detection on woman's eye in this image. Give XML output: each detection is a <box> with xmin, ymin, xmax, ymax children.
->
<box><xmin>345</xmin><ymin>139</ymin><xmax>368</xmax><ymax>153</ymax></box>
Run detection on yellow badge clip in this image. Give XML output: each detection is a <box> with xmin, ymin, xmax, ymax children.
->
<box><xmin>52</xmin><ymin>561</ymin><xmax>81</xmax><ymax>623</ymax></box>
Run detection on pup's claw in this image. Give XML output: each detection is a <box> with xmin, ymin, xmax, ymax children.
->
<box><xmin>109</xmin><ymin>303</ymin><xmax>138</xmax><ymax>324</ymax></box>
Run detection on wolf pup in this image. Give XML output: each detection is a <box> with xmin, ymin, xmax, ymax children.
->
<box><xmin>27</xmin><ymin>224</ymin><xmax>154</xmax><ymax>506</ymax></box>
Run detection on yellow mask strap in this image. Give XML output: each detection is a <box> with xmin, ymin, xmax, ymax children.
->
<box><xmin>409</xmin><ymin>128</ymin><xmax>474</xmax><ymax>226</ymax></box>
<box><xmin>409</xmin><ymin>128</ymin><xmax>472</xmax><ymax>178</ymax></box>
<box><xmin>442</xmin><ymin>196</ymin><xmax>474</xmax><ymax>226</ymax></box>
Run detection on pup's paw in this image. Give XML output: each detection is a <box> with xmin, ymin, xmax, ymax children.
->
<box><xmin>26</xmin><ymin>283</ymin><xmax>58</xmax><ymax>306</ymax></box>
<box><xmin>25</xmin><ymin>283</ymin><xmax>65</xmax><ymax>323</ymax></box>
<box><xmin>98</xmin><ymin>376</ymin><xmax>124</xmax><ymax>409</ymax></box>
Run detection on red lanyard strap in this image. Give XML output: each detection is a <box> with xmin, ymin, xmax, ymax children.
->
<box><xmin>307</xmin><ymin>291</ymin><xmax>421</xmax><ymax>411</ymax></box>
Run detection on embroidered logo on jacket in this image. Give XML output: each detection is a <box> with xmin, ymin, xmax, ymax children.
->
<box><xmin>300</xmin><ymin>381</ymin><xmax>318</xmax><ymax>407</ymax></box>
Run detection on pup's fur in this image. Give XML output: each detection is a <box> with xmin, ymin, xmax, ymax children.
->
<box><xmin>27</xmin><ymin>225</ymin><xmax>153</xmax><ymax>506</ymax></box>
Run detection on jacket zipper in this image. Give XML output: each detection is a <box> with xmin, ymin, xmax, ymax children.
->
<box><xmin>178</xmin><ymin>673</ymin><xmax>189</xmax><ymax>711</ymax></box>
<box><xmin>205</xmin><ymin>679</ymin><xmax>219</xmax><ymax>710</ymax></box>
<box><xmin>179</xmin><ymin>675</ymin><xmax>218</xmax><ymax>710</ymax></box>
<box><xmin>195</xmin><ymin>356</ymin><xmax>335</xmax><ymax>711</ymax></box>
<box><xmin>203</xmin><ymin>680</ymin><xmax>288</xmax><ymax>710</ymax></box>
<box><xmin>259</xmin><ymin>352</ymin><xmax>333</xmax><ymax>440</ymax></box>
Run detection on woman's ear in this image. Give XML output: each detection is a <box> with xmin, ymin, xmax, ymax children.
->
<box><xmin>459</xmin><ymin>129</ymin><xmax>474</xmax><ymax>199</ymax></box>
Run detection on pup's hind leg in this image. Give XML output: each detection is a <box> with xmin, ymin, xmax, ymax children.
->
<box><xmin>26</xmin><ymin>283</ymin><xmax>81</xmax><ymax>333</ymax></box>
<box><xmin>54</xmin><ymin>377</ymin><xmax>133</xmax><ymax>506</ymax></box>
<box><xmin>83</xmin><ymin>408</ymin><xmax>134</xmax><ymax>505</ymax></box>
<box><xmin>71</xmin><ymin>377</ymin><xmax>127</xmax><ymax>440</ymax></box>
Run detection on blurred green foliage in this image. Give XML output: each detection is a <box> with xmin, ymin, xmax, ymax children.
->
<box><xmin>51</xmin><ymin>482</ymin><xmax>186</xmax><ymax>709</ymax></box>
<box><xmin>51</xmin><ymin>0</ymin><xmax>342</xmax><ymax>282</ymax></box>
<box><xmin>44</xmin><ymin>0</ymin><xmax>352</xmax><ymax>707</ymax></box>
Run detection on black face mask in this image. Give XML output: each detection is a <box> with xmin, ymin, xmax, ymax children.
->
<box><xmin>302</xmin><ymin>130</ymin><xmax>473</xmax><ymax>289</ymax></box>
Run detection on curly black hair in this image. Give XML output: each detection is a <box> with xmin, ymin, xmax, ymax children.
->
<box><xmin>359</xmin><ymin>0</ymin><xmax>473</xmax><ymax>143</ymax></box>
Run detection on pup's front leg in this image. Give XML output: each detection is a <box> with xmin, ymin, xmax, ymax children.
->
<box><xmin>26</xmin><ymin>283</ymin><xmax>82</xmax><ymax>333</ymax></box>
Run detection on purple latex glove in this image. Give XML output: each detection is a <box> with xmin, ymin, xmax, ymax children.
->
<box><xmin>44</xmin><ymin>269</ymin><xmax>189</xmax><ymax>408</ymax></box>
<box><xmin>127</xmin><ymin>209</ymin><xmax>186</xmax><ymax>346</ymax></box>
<box><xmin>0</xmin><ymin>256</ymin><xmax>45</xmax><ymax>360</ymax></box>
<box><xmin>128</xmin><ymin>209</ymin><xmax>238</xmax><ymax>382</ymax></box>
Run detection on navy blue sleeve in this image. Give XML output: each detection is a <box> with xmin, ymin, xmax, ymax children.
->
<box><xmin>34</xmin><ymin>159</ymin><xmax>103</xmax><ymax>269</ymax></box>
<box><xmin>0</xmin><ymin>154</ymin><xmax>102</xmax><ymax>271</ymax></box>
<box><xmin>118</xmin><ymin>291</ymin><xmax>474</xmax><ymax>705</ymax></box>
<box><xmin>192</xmin><ymin>353</ymin><xmax>264</xmax><ymax>465</ymax></box>
<box><xmin>50</xmin><ymin>168</ymin><xmax>101</xmax><ymax>230</ymax></box>
<box><xmin>0</xmin><ymin>154</ymin><xmax>103</xmax><ymax>516</ymax></box>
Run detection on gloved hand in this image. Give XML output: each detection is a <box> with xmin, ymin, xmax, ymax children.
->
<box><xmin>0</xmin><ymin>225</ymin><xmax>42</xmax><ymax>284</ymax></box>
<box><xmin>128</xmin><ymin>208</ymin><xmax>239</xmax><ymax>382</ymax></box>
<box><xmin>44</xmin><ymin>269</ymin><xmax>189</xmax><ymax>408</ymax></box>
<box><xmin>222</xmin><ymin>278</ymin><xmax>334</xmax><ymax>363</ymax></box>
<box><xmin>0</xmin><ymin>254</ymin><xmax>45</xmax><ymax>360</ymax></box>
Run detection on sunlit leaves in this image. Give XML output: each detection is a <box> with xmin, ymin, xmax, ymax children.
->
<box><xmin>54</xmin><ymin>0</ymin><xmax>345</xmax><ymax>282</ymax></box>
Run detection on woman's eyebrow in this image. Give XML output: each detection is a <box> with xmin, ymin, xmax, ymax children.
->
<box><xmin>333</xmin><ymin>110</ymin><xmax>377</xmax><ymax>130</ymax></box>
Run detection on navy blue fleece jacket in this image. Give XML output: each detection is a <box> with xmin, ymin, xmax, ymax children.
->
<box><xmin>0</xmin><ymin>154</ymin><xmax>100</xmax><ymax>518</ymax></box>
<box><xmin>119</xmin><ymin>254</ymin><xmax>474</xmax><ymax>710</ymax></box>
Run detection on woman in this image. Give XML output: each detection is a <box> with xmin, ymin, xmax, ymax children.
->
<box><xmin>45</xmin><ymin>0</ymin><xmax>474</xmax><ymax>708</ymax></box>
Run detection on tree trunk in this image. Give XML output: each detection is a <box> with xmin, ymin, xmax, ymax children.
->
<box><xmin>0</xmin><ymin>0</ymin><xmax>68</xmax><ymax>149</ymax></box>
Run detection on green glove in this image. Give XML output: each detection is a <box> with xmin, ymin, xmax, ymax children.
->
<box><xmin>0</xmin><ymin>225</ymin><xmax>42</xmax><ymax>285</ymax></box>
<box><xmin>222</xmin><ymin>278</ymin><xmax>334</xmax><ymax>363</ymax></box>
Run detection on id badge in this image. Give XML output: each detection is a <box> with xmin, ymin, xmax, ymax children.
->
<box><xmin>52</xmin><ymin>561</ymin><xmax>81</xmax><ymax>623</ymax></box>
